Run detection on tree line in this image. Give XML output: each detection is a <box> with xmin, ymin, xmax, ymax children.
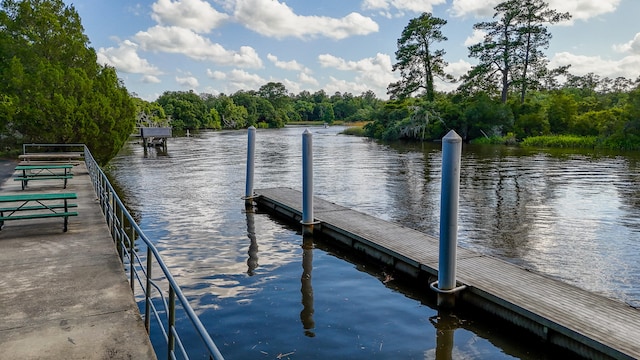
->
<box><xmin>3</xmin><ymin>0</ymin><xmax>640</xmax><ymax>166</ymax></box>
<box><xmin>369</xmin><ymin>0</ymin><xmax>640</xmax><ymax>150</ymax></box>
<box><xmin>141</xmin><ymin>85</ymin><xmax>382</xmax><ymax>132</ymax></box>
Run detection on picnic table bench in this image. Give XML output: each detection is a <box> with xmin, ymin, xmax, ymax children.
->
<box><xmin>14</xmin><ymin>164</ymin><xmax>73</xmax><ymax>190</ymax></box>
<box><xmin>0</xmin><ymin>193</ymin><xmax>78</xmax><ymax>232</ymax></box>
<box><xmin>18</xmin><ymin>152</ymin><xmax>83</xmax><ymax>163</ymax></box>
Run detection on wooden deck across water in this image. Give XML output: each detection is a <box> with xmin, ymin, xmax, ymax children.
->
<box><xmin>254</xmin><ymin>187</ymin><xmax>640</xmax><ymax>360</ymax></box>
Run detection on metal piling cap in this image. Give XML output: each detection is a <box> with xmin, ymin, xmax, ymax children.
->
<box><xmin>443</xmin><ymin>130</ymin><xmax>462</xmax><ymax>143</ymax></box>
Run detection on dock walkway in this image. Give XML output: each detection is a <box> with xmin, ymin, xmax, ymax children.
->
<box><xmin>255</xmin><ymin>187</ymin><xmax>640</xmax><ymax>360</ymax></box>
<box><xmin>0</xmin><ymin>162</ymin><xmax>156</xmax><ymax>359</ymax></box>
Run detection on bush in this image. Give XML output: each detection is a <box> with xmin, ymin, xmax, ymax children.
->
<box><xmin>341</xmin><ymin>126</ymin><xmax>366</xmax><ymax>136</ymax></box>
<box><xmin>521</xmin><ymin>135</ymin><xmax>597</xmax><ymax>148</ymax></box>
<box><xmin>471</xmin><ymin>132</ymin><xmax>517</xmax><ymax>145</ymax></box>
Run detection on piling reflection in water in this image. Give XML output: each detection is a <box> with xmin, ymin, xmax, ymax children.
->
<box><xmin>429</xmin><ymin>311</ymin><xmax>456</xmax><ymax>360</ymax></box>
<box><xmin>300</xmin><ymin>235</ymin><xmax>315</xmax><ymax>337</ymax></box>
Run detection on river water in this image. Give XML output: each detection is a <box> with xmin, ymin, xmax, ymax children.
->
<box><xmin>107</xmin><ymin>126</ymin><xmax>640</xmax><ymax>359</ymax></box>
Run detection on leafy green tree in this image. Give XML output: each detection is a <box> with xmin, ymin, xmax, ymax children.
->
<box><xmin>546</xmin><ymin>90</ymin><xmax>577</xmax><ymax>134</ymax></box>
<box><xmin>388</xmin><ymin>13</ymin><xmax>451</xmax><ymax>101</ymax></box>
<box><xmin>259</xmin><ymin>82</ymin><xmax>292</xmax><ymax>125</ymax></box>
<box><xmin>465</xmin><ymin>0</ymin><xmax>569</xmax><ymax>104</ymax></box>
<box><xmin>155</xmin><ymin>90</ymin><xmax>214</xmax><ymax>130</ymax></box>
<box><xmin>312</xmin><ymin>90</ymin><xmax>329</xmax><ymax>104</ymax></box>
<box><xmin>254</xmin><ymin>97</ymin><xmax>279</xmax><ymax>127</ymax></box>
<box><xmin>571</xmin><ymin>110</ymin><xmax>606</xmax><ymax>137</ymax></box>
<box><xmin>214</xmin><ymin>95</ymin><xmax>247</xmax><ymax>129</ymax></box>
<box><xmin>293</xmin><ymin>100</ymin><xmax>315</xmax><ymax>121</ymax></box>
<box><xmin>512</xmin><ymin>99</ymin><xmax>548</xmax><ymax>138</ymax></box>
<box><xmin>0</xmin><ymin>0</ymin><xmax>135</xmax><ymax>164</ymax></box>
<box><xmin>514</xmin><ymin>0</ymin><xmax>570</xmax><ymax>103</ymax></box>
<box><xmin>313</xmin><ymin>102</ymin><xmax>335</xmax><ymax>123</ymax></box>
<box><xmin>331</xmin><ymin>92</ymin><xmax>359</xmax><ymax>120</ymax></box>
<box><xmin>133</xmin><ymin>97</ymin><xmax>168</xmax><ymax>127</ymax></box>
<box><xmin>462</xmin><ymin>92</ymin><xmax>513</xmax><ymax>140</ymax></box>
<box><xmin>231</xmin><ymin>90</ymin><xmax>259</xmax><ymax>125</ymax></box>
<box><xmin>465</xmin><ymin>2</ymin><xmax>522</xmax><ymax>103</ymax></box>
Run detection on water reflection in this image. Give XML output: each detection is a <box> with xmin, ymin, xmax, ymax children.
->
<box><xmin>429</xmin><ymin>311</ymin><xmax>456</xmax><ymax>360</ymax></box>
<box><xmin>107</xmin><ymin>126</ymin><xmax>640</xmax><ymax>358</ymax></box>
<box><xmin>300</xmin><ymin>235</ymin><xmax>315</xmax><ymax>337</ymax></box>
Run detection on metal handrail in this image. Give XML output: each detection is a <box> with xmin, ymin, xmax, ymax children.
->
<box><xmin>77</xmin><ymin>144</ymin><xmax>225</xmax><ymax>360</ymax></box>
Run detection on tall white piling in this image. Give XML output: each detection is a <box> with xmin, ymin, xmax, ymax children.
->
<box><xmin>432</xmin><ymin>130</ymin><xmax>466</xmax><ymax>308</ymax></box>
<box><xmin>301</xmin><ymin>129</ymin><xmax>317</xmax><ymax>235</ymax></box>
<box><xmin>244</xmin><ymin>126</ymin><xmax>256</xmax><ymax>203</ymax></box>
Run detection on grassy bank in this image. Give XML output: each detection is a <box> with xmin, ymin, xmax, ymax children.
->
<box><xmin>521</xmin><ymin>135</ymin><xmax>598</xmax><ymax>148</ymax></box>
<box><xmin>339</xmin><ymin>121</ymin><xmax>370</xmax><ymax>136</ymax></box>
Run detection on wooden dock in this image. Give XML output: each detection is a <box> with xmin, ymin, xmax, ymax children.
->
<box><xmin>254</xmin><ymin>187</ymin><xmax>640</xmax><ymax>360</ymax></box>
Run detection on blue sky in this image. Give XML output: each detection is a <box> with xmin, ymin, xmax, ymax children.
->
<box><xmin>66</xmin><ymin>0</ymin><xmax>640</xmax><ymax>101</ymax></box>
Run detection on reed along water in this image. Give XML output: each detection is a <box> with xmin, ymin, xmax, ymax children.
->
<box><xmin>107</xmin><ymin>126</ymin><xmax>639</xmax><ymax>359</ymax></box>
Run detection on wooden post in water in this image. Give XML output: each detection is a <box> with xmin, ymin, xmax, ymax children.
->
<box><xmin>431</xmin><ymin>130</ymin><xmax>466</xmax><ymax>308</ymax></box>
<box><xmin>301</xmin><ymin>129</ymin><xmax>318</xmax><ymax>235</ymax></box>
<box><xmin>244</xmin><ymin>126</ymin><xmax>256</xmax><ymax>205</ymax></box>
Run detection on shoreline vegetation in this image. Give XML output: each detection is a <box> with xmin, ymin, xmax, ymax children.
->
<box><xmin>338</xmin><ymin>122</ymin><xmax>639</xmax><ymax>151</ymax></box>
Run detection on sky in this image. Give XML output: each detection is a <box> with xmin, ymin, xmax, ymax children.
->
<box><xmin>65</xmin><ymin>0</ymin><xmax>640</xmax><ymax>101</ymax></box>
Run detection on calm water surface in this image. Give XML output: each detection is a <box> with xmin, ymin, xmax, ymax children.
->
<box><xmin>107</xmin><ymin>126</ymin><xmax>640</xmax><ymax>359</ymax></box>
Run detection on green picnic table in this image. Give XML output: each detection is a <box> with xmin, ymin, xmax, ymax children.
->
<box><xmin>14</xmin><ymin>164</ymin><xmax>73</xmax><ymax>190</ymax></box>
<box><xmin>0</xmin><ymin>192</ymin><xmax>78</xmax><ymax>232</ymax></box>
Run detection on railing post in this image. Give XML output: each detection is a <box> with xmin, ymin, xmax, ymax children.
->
<box><xmin>168</xmin><ymin>287</ymin><xmax>176</xmax><ymax>359</ymax></box>
<box><xmin>145</xmin><ymin>247</ymin><xmax>152</xmax><ymax>333</ymax></box>
<box><xmin>129</xmin><ymin>217</ymin><xmax>135</xmax><ymax>292</ymax></box>
<box><xmin>244</xmin><ymin>126</ymin><xmax>256</xmax><ymax>204</ymax></box>
<box><xmin>431</xmin><ymin>130</ymin><xmax>466</xmax><ymax>308</ymax></box>
<box><xmin>301</xmin><ymin>129</ymin><xmax>318</xmax><ymax>235</ymax></box>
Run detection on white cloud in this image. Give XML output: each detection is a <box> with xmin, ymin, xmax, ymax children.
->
<box><xmin>362</xmin><ymin>0</ymin><xmax>446</xmax><ymax>13</ymax></box>
<box><xmin>234</xmin><ymin>0</ymin><xmax>379</xmax><ymax>40</ymax></box>
<box><xmin>550</xmin><ymin>0</ymin><xmax>620</xmax><ymax>22</ymax></box>
<box><xmin>446</xmin><ymin>59</ymin><xmax>473</xmax><ymax>78</ymax></box>
<box><xmin>298</xmin><ymin>72</ymin><xmax>319</xmax><ymax>86</ymax></box>
<box><xmin>450</xmin><ymin>0</ymin><xmax>499</xmax><ymax>18</ymax></box>
<box><xmin>151</xmin><ymin>0</ymin><xmax>229</xmax><ymax>33</ymax></box>
<box><xmin>450</xmin><ymin>0</ymin><xmax>620</xmax><ymax>21</ymax></box>
<box><xmin>142</xmin><ymin>75</ymin><xmax>162</xmax><ymax>83</ymax></box>
<box><xmin>134</xmin><ymin>26</ymin><xmax>263</xmax><ymax>68</ymax></box>
<box><xmin>362</xmin><ymin>0</ymin><xmax>389</xmax><ymax>11</ymax></box>
<box><xmin>324</xmin><ymin>76</ymin><xmax>372</xmax><ymax>96</ymax></box>
<box><xmin>206</xmin><ymin>69</ymin><xmax>227</xmax><ymax>80</ymax></box>
<box><xmin>97</xmin><ymin>40</ymin><xmax>162</xmax><ymax>75</ymax></box>
<box><xmin>319</xmin><ymin>53</ymin><xmax>391</xmax><ymax>73</ymax></box>
<box><xmin>613</xmin><ymin>32</ymin><xmax>640</xmax><ymax>54</ymax></box>
<box><xmin>212</xmin><ymin>69</ymin><xmax>266</xmax><ymax>92</ymax></box>
<box><xmin>550</xmin><ymin>51</ymin><xmax>640</xmax><ymax>79</ymax></box>
<box><xmin>319</xmin><ymin>53</ymin><xmax>397</xmax><ymax>97</ymax></box>
<box><xmin>435</xmin><ymin>59</ymin><xmax>472</xmax><ymax>92</ymax></box>
<box><xmin>464</xmin><ymin>29</ymin><xmax>486</xmax><ymax>47</ymax></box>
<box><xmin>176</xmin><ymin>75</ymin><xmax>199</xmax><ymax>88</ymax></box>
<box><xmin>280</xmin><ymin>78</ymin><xmax>301</xmax><ymax>94</ymax></box>
<box><xmin>267</xmin><ymin>54</ymin><xmax>310</xmax><ymax>72</ymax></box>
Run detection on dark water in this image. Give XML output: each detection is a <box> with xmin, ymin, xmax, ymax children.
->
<box><xmin>107</xmin><ymin>126</ymin><xmax>640</xmax><ymax>359</ymax></box>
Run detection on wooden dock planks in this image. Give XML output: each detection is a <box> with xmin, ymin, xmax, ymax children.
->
<box><xmin>254</xmin><ymin>187</ymin><xmax>640</xmax><ymax>360</ymax></box>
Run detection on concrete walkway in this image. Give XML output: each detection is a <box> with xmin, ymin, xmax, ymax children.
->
<box><xmin>0</xmin><ymin>162</ymin><xmax>156</xmax><ymax>359</ymax></box>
